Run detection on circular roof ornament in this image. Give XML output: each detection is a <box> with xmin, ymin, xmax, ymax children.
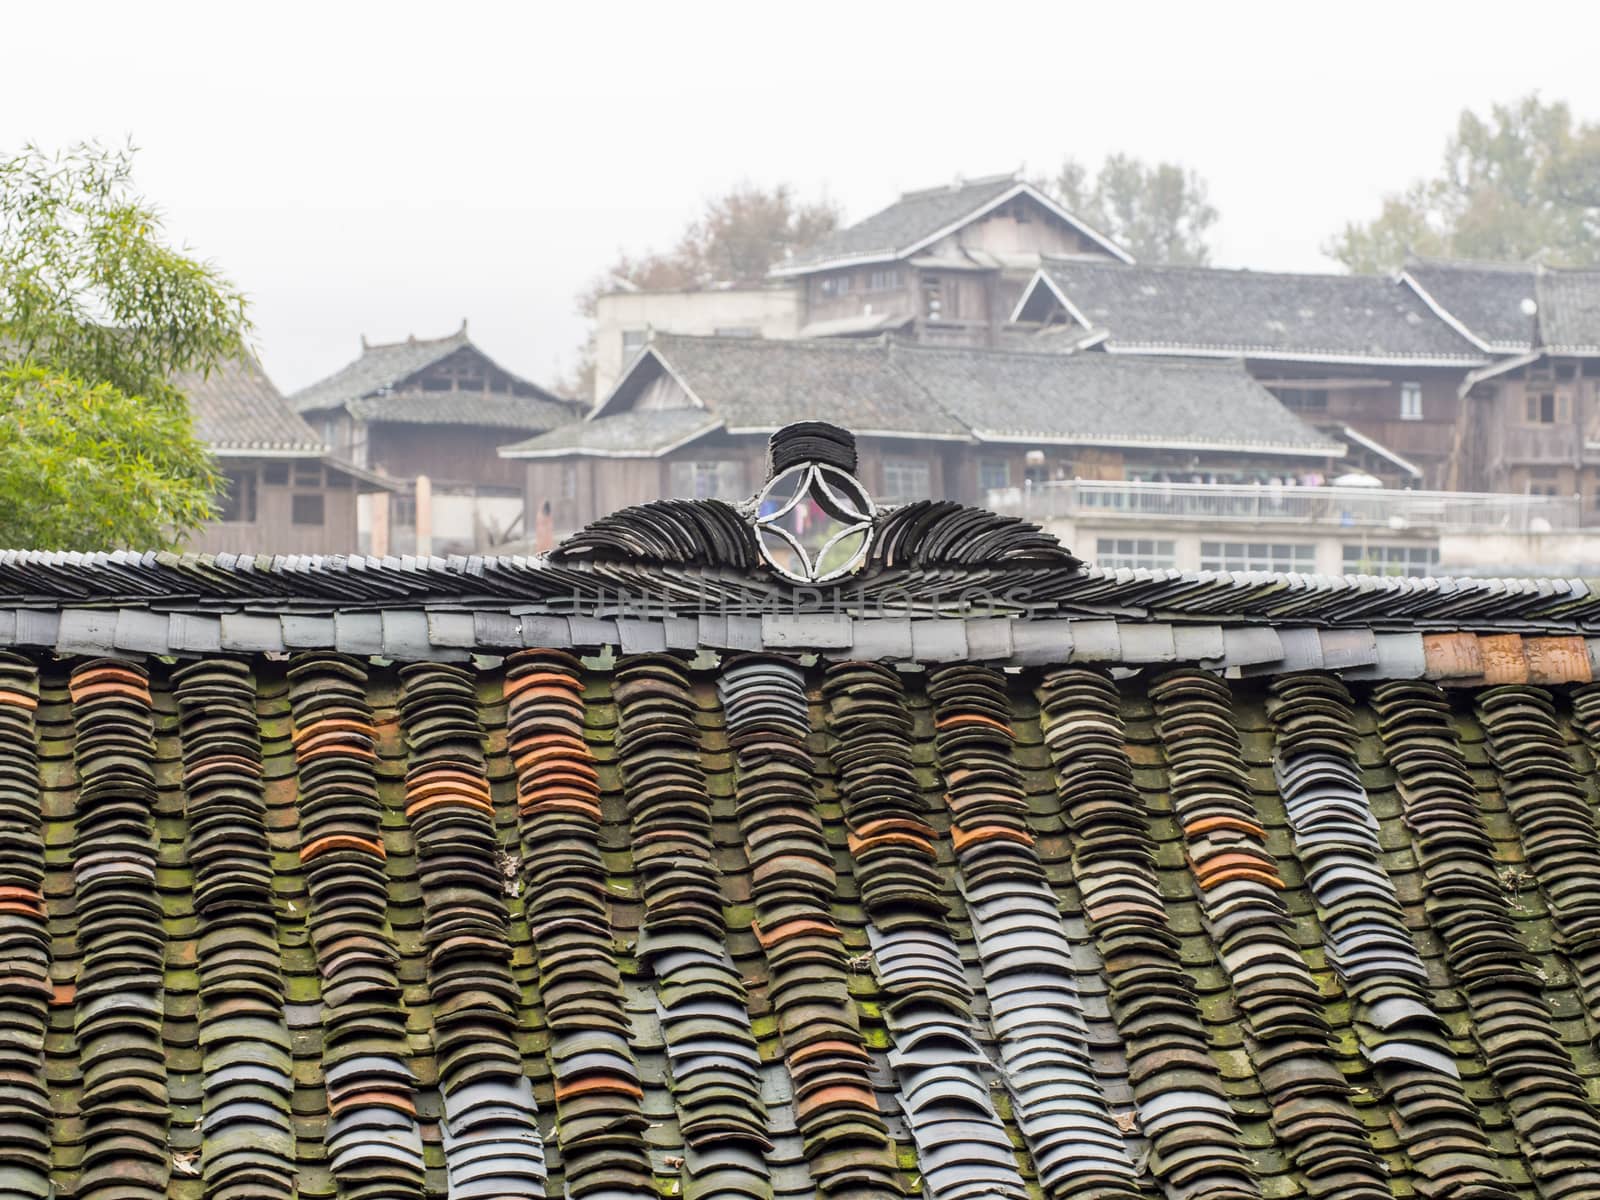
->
<box><xmin>754</xmin><ymin>460</ymin><xmax>875</xmax><ymax>583</ymax></box>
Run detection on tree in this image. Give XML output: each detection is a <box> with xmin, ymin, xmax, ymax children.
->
<box><xmin>0</xmin><ymin>142</ymin><xmax>247</xmax><ymax>548</ymax></box>
<box><xmin>561</xmin><ymin>183</ymin><xmax>840</xmax><ymax>398</ymax></box>
<box><xmin>1047</xmin><ymin>154</ymin><xmax>1219</xmax><ymax>265</ymax></box>
<box><xmin>577</xmin><ymin>182</ymin><xmax>839</xmax><ymax>316</ymax></box>
<box><xmin>1327</xmin><ymin>94</ymin><xmax>1600</xmax><ymax>272</ymax></box>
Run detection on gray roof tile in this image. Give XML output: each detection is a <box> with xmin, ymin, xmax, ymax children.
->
<box><xmin>176</xmin><ymin>355</ymin><xmax>325</xmax><ymax>454</ymax></box>
<box><xmin>1033</xmin><ymin>258</ymin><xmax>1485</xmax><ymax>362</ymax></box>
<box><xmin>778</xmin><ymin>175</ymin><xmax>1125</xmax><ymax>271</ymax></box>
<box><xmin>553</xmin><ymin>333</ymin><xmax>1338</xmax><ymax>457</ymax></box>
<box><xmin>291</xmin><ymin>328</ymin><xmax>575</xmax><ymax>430</ymax></box>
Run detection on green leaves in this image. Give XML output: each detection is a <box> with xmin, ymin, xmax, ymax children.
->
<box><xmin>1328</xmin><ymin>94</ymin><xmax>1600</xmax><ymax>272</ymax></box>
<box><xmin>1047</xmin><ymin>154</ymin><xmax>1218</xmax><ymax>266</ymax></box>
<box><xmin>0</xmin><ymin>365</ymin><xmax>219</xmax><ymax>549</ymax></box>
<box><xmin>0</xmin><ymin>142</ymin><xmax>250</xmax><ymax>549</ymax></box>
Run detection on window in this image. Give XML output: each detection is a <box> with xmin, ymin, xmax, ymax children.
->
<box><xmin>293</xmin><ymin>462</ymin><xmax>323</xmax><ymax>486</ymax></box>
<box><xmin>1400</xmin><ymin>381</ymin><xmax>1423</xmax><ymax>421</ymax></box>
<box><xmin>866</xmin><ymin>268</ymin><xmax>902</xmax><ymax>292</ymax></box>
<box><xmin>392</xmin><ymin>493</ymin><xmax>418</xmax><ymax>527</ymax></box>
<box><xmin>1200</xmin><ymin>541</ymin><xmax>1316</xmax><ymax>573</ymax></box>
<box><xmin>881</xmin><ymin>458</ymin><xmax>931</xmax><ymax>502</ymax></box>
<box><xmin>1525</xmin><ymin>390</ymin><xmax>1571</xmax><ymax>424</ymax></box>
<box><xmin>669</xmin><ymin>460</ymin><xmax>745</xmax><ymax>500</ymax></box>
<box><xmin>818</xmin><ymin>274</ymin><xmax>853</xmax><ymax>298</ymax></box>
<box><xmin>1276</xmin><ymin>388</ymin><xmax>1328</xmax><ymax>413</ymax></box>
<box><xmin>561</xmin><ymin>463</ymin><xmax>578</xmax><ymax>501</ymax></box>
<box><xmin>262</xmin><ymin>462</ymin><xmax>289</xmax><ymax>486</ymax></box>
<box><xmin>1095</xmin><ymin>538</ymin><xmax>1176</xmax><ymax>570</ymax></box>
<box><xmin>1342</xmin><ymin>543</ymin><xmax>1439</xmax><ymax>578</ymax></box>
<box><xmin>621</xmin><ymin>329</ymin><xmax>648</xmax><ymax>361</ymax></box>
<box><xmin>978</xmin><ymin>458</ymin><xmax>1011</xmax><ymax>494</ymax></box>
<box><xmin>216</xmin><ymin>469</ymin><xmax>257</xmax><ymax>523</ymax></box>
<box><xmin>922</xmin><ymin>276</ymin><xmax>944</xmax><ymax>320</ymax></box>
<box><xmin>291</xmin><ymin>494</ymin><xmax>325</xmax><ymax>526</ymax></box>
<box><xmin>712</xmin><ymin>326</ymin><xmax>757</xmax><ymax>338</ymax></box>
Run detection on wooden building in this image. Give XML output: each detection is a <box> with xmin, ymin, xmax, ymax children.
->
<box><xmin>1010</xmin><ymin>259</ymin><xmax>1489</xmax><ymax>488</ymax></box>
<box><xmin>292</xmin><ymin>324</ymin><xmax>580</xmax><ymax>554</ymax></box>
<box><xmin>588</xmin><ymin>174</ymin><xmax>1132</xmax><ymax>400</ymax></box>
<box><xmin>500</xmin><ymin>333</ymin><xmax>1342</xmax><ymax>537</ymax></box>
<box><xmin>770</xmin><ymin>174</ymin><xmax>1131</xmax><ymax>347</ymax></box>
<box><xmin>1402</xmin><ymin>261</ymin><xmax>1600</xmax><ymax>507</ymax></box>
<box><xmin>178</xmin><ymin>355</ymin><xmax>392</xmax><ymax>555</ymax></box>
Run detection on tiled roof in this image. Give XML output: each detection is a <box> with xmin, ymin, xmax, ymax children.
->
<box><xmin>345</xmin><ymin>389</ymin><xmax>577</xmax><ymax>431</ymax></box>
<box><xmin>1401</xmin><ymin>258</ymin><xmax>1600</xmax><ymax>356</ymax></box>
<box><xmin>1030</xmin><ymin>258</ymin><xmax>1486</xmax><ymax>363</ymax></box>
<box><xmin>291</xmin><ymin>327</ymin><xmax>572</xmax><ymax>425</ymax></box>
<box><xmin>894</xmin><ymin>343</ymin><xmax>1338</xmax><ymax>454</ymax></box>
<box><xmin>1401</xmin><ymin>259</ymin><xmax>1540</xmax><ymax>352</ymax></box>
<box><xmin>11</xmin><ymin>427</ymin><xmax>1600</xmax><ymax>1197</ymax></box>
<box><xmin>1536</xmin><ymin>266</ymin><xmax>1600</xmax><ymax>354</ymax></box>
<box><xmin>775</xmin><ymin>175</ymin><xmax>1130</xmax><ymax>273</ymax></box>
<box><xmin>589</xmin><ymin>334</ymin><xmax>974</xmax><ymax>438</ymax></box>
<box><xmin>560</xmin><ymin>333</ymin><xmax>1339</xmax><ymax>457</ymax></box>
<box><xmin>8</xmin><ymin>580</ymin><xmax>1600</xmax><ymax>1195</ymax></box>
<box><xmin>175</xmin><ymin>355</ymin><xmax>326</xmax><ymax>454</ymax></box>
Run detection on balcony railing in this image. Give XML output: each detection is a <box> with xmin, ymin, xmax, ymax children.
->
<box><xmin>986</xmin><ymin>480</ymin><xmax>1581</xmax><ymax>534</ymax></box>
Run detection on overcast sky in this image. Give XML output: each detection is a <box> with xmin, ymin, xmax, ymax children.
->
<box><xmin>7</xmin><ymin>0</ymin><xmax>1600</xmax><ymax>393</ymax></box>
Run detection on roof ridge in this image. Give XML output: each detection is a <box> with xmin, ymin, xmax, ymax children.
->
<box><xmin>1044</xmin><ymin>256</ymin><xmax>1402</xmax><ymax>285</ymax></box>
<box><xmin>897</xmin><ymin>172</ymin><xmax>1018</xmax><ymax>200</ymax></box>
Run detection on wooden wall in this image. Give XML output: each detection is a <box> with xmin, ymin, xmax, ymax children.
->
<box><xmin>188</xmin><ymin>460</ymin><xmax>361</xmax><ymax>555</ymax></box>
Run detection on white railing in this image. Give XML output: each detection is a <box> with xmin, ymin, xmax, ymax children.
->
<box><xmin>986</xmin><ymin>480</ymin><xmax>1582</xmax><ymax>534</ymax></box>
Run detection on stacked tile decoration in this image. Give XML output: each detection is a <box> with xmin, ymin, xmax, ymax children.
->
<box><xmin>502</xmin><ymin>648</ymin><xmax>654</xmax><ymax>1198</ymax></box>
<box><xmin>611</xmin><ymin>654</ymin><xmax>772</xmax><ymax>1198</ymax></box>
<box><xmin>170</xmin><ymin>659</ymin><xmax>296</xmax><ymax>1199</ymax></box>
<box><xmin>1147</xmin><ymin>670</ymin><xmax>1396</xmax><ymax>1200</ymax></box>
<box><xmin>1372</xmin><ymin>680</ymin><xmax>1600</xmax><ymax>1199</ymax></box>
<box><xmin>1478</xmin><ymin>687</ymin><xmax>1600</xmax><ymax>1040</ymax></box>
<box><xmin>0</xmin><ymin>654</ymin><xmax>50</xmax><ymax>1198</ymax></box>
<box><xmin>67</xmin><ymin>659</ymin><xmax>169</xmax><ymax>1199</ymax></box>
<box><xmin>27</xmin><ymin>650</ymin><xmax>1600</xmax><ymax>1197</ymax></box>
<box><xmin>924</xmin><ymin>664</ymin><xmax>1142</xmax><ymax>1200</ymax></box>
<box><xmin>1265</xmin><ymin>673</ymin><xmax>1513</xmax><ymax>1199</ymax></box>
<box><xmin>1035</xmin><ymin>667</ymin><xmax>1259</xmax><ymax>1200</ymax></box>
<box><xmin>395</xmin><ymin>662</ymin><xmax>547</xmax><ymax>1198</ymax></box>
<box><xmin>822</xmin><ymin>661</ymin><xmax>1027</xmax><ymax>1200</ymax></box>
<box><xmin>715</xmin><ymin>654</ymin><xmax>900</xmax><ymax>1198</ymax></box>
<box><xmin>284</xmin><ymin>653</ymin><xmax>427</xmax><ymax>1197</ymax></box>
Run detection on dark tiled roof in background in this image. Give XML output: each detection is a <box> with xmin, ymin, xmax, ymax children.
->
<box><xmin>1402</xmin><ymin>258</ymin><xmax>1600</xmax><ymax>356</ymax></box>
<box><xmin>175</xmin><ymin>355</ymin><xmax>326</xmax><ymax>454</ymax></box>
<box><xmin>345</xmin><ymin>389</ymin><xmax>576</xmax><ymax>431</ymax></box>
<box><xmin>11</xmin><ymin>637</ymin><xmax>1600</xmax><ymax>1196</ymax></box>
<box><xmin>776</xmin><ymin>174</ymin><xmax>1128</xmax><ymax>271</ymax></box>
<box><xmin>1035</xmin><ymin>258</ymin><xmax>1486</xmax><ymax>362</ymax></box>
<box><xmin>894</xmin><ymin>343</ymin><xmax>1338</xmax><ymax>453</ymax></box>
<box><xmin>599</xmin><ymin>334</ymin><xmax>973</xmax><ymax>437</ymax></box>
<box><xmin>291</xmin><ymin>328</ymin><xmax>573</xmax><ymax>428</ymax></box>
<box><xmin>1537</xmin><ymin>267</ymin><xmax>1600</xmax><ymax>354</ymax></box>
<box><xmin>1402</xmin><ymin>259</ymin><xmax>1540</xmax><ymax>351</ymax></box>
<box><xmin>555</xmin><ymin>334</ymin><xmax>1339</xmax><ymax>457</ymax></box>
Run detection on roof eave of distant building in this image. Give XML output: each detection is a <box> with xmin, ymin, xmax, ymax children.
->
<box><xmin>1340</xmin><ymin>423</ymin><xmax>1423</xmax><ymax>478</ymax></box>
<box><xmin>497</xmin><ymin>417</ymin><xmax>724</xmax><ymax>460</ymax></box>
<box><xmin>965</xmin><ymin>429</ymin><xmax>1346</xmax><ymax>457</ymax></box>
<box><xmin>1097</xmin><ymin>342</ymin><xmax>1490</xmax><ymax>369</ymax></box>
<box><xmin>211</xmin><ymin>444</ymin><xmax>329</xmax><ymax>458</ymax></box>
<box><xmin>720</xmin><ymin>423</ymin><xmax>973</xmax><ymax>443</ymax></box>
<box><xmin>768</xmin><ymin>181</ymin><xmax>1134</xmax><ymax>278</ymax></box>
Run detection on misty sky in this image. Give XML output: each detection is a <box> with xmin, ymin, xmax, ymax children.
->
<box><xmin>7</xmin><ymin>0</ymin><xmax>1600</xmax><ymax>394</ymax></box>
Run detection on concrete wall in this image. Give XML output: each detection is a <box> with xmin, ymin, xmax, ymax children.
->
<box><xmin>593</xmin><ymin>287</ymin><xmax>802</xmax><ymax>400</ymax></box>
